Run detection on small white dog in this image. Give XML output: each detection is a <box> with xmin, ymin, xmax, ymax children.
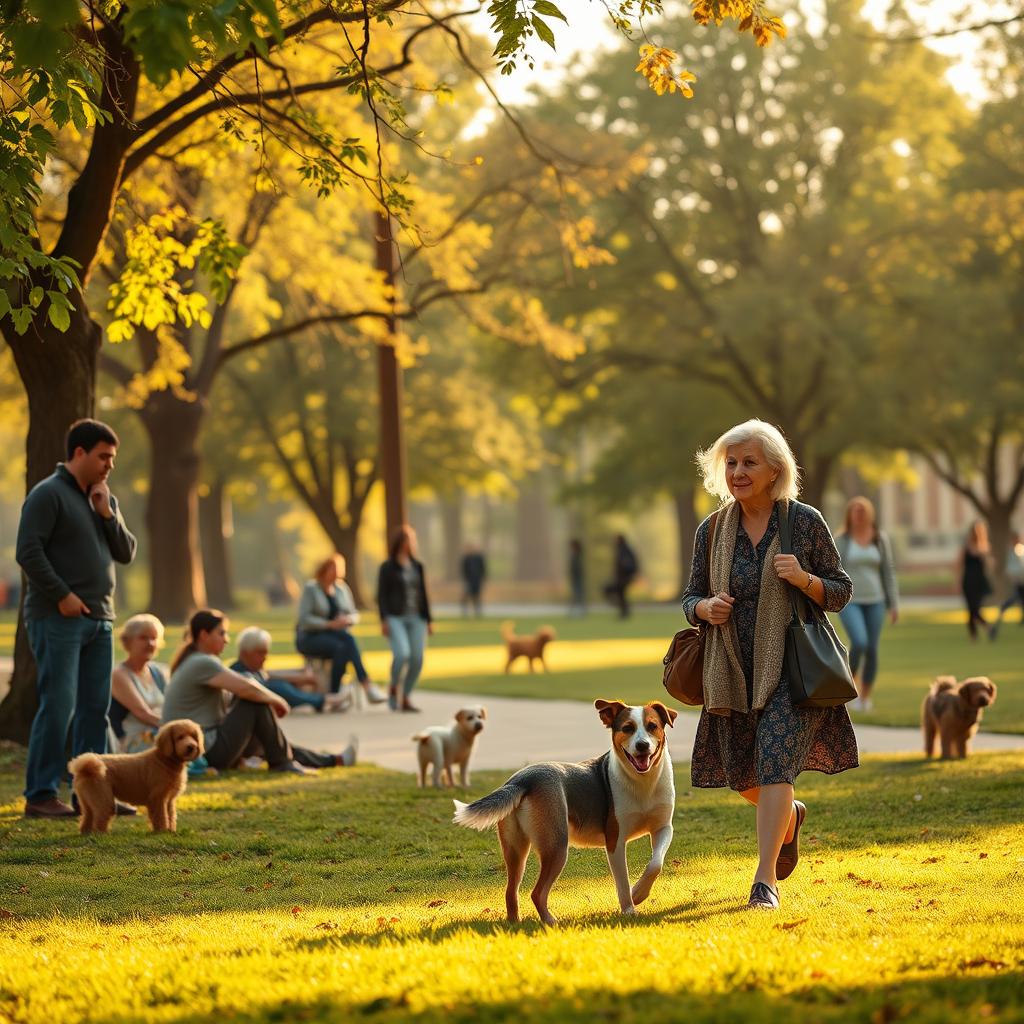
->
<box><xmin>412</xmin><ymin>706</ymin><xmax>487</xmax><ymax>788</ymax></box>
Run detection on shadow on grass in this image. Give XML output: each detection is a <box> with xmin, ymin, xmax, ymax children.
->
<box><xmin>83</xmin><ymin>973</ymin><xmax>1024</xmax><ymax>1024</ymax></box>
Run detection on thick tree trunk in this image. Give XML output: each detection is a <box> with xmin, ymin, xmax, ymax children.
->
<box><xmin>139</xmin><ymin>395</ymin><xmax>207</xmax><ymax>623</ymax></box>
<box><xmin>440</xmin><ymin>494</ymin><xmax>463</xmax><ymax>581</ymax></box>
<box><xmin>0</xmin><ymin>303</ymin><xmax>100</xmax><ymax>743</ymax></box>
<box><xmin>672</xmin><ymin>485</ymin><xmax>698</xmax><ymax>599</ymax></box>
<box><xmin>199</xmin><ymin>477</ymin><xmax>235</xmax><ymax>610</ymax></box>
<box><xmin>986</xmin><ymin>503</ymin><xmax>1014</xmax><ymax>602</ymax></box>
<box><xmin>799</xmin><ymin>450</ymin><xmax>837</xmax><ymax>514</ymax></box>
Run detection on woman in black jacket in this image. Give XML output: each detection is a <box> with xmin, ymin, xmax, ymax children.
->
<box><xmin>377</xmin><ymin>525</ymin><xmax>433</xmax><ymax>712</ymax></box>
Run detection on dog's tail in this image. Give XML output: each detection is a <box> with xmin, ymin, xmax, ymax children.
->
<box><xmin>67</xmin><ymin>753</ymin><xmax>105</xmax><ymax>780</ymax></box>
<box><xmin>411</xmin><ymin>733</ymin><xmax>430</xmax><ymax>743</ymax></box>
<box><xmin>932</xmin><ymin>675</ymin><xmax>958</xmax><ymax>694</ymax></box>
<box><xmin>453</xmin><ymin>778</ymin><xmax>527</xmax><ymax>831</ymax></box>
<box><xmin>500</xmin><ymin>620</ymin><xmax>515</xmax><ymax>642</ymax></box>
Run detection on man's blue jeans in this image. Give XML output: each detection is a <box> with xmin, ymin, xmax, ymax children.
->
<box><xmin>24</xmin><ymin>614</ymin><xmax>113</xmax><ymax>803</ymax></box>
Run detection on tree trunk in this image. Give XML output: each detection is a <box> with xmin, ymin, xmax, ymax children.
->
<box><xmin>672</xmin><ymin>484</ymin><xmax>698</xmax><ymax>599</ymax></box>
<box><xmin>0</xmin><ymin>301</ymin><xmax>101</xmax><ymax>743</ymax></box>
<box><xmin>799</xmin><ymin>450</ymin><xmax>837</xmax><ymax>513</ymax></box>
<box><xmin>199</xmin><ymin>477</ymin><xmax>235</xmax><ymax>610</ymax></box>
<box><xmin>139</xmin><ymin>395</ymin><xmax>207</xmax><ymax>623</ymax></box>
<box><xmin>440</xmin><ymin>494</ymin><xmax>463</xmax><ymax>581</ymax></box>
<box><xmin>515</xmin><ymin>476</ymin><xmax>553</xmax><ymax>581</ymax></box>
<box><xmin>986</xmin><ymin>503</ymin><xmax>1014</xmax><ymax>603</ymax></box>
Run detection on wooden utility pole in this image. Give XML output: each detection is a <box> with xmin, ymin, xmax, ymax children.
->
<box><xmin>375</xmin><ymin>209</ymin><xmax>408</xmax><ymax>544</ymax></box>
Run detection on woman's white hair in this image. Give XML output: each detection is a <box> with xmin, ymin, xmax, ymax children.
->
<box><xmin>237</xmin><ymin>626</ymin><xmax>272</xmax><ymax>654</ymax></box>
<box><xmin>696</xmin><ymin>419</ymin><xmax>801</xmax><ymax>502</ymax></box>
<box><xmin>119</xmin><ymin>613</ymin><xmax>164</xmax><ymax>648</ymax></box>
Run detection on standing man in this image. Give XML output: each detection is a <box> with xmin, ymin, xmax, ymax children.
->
<box><xmin>17</xmin><ymin>419</ymin><xmax>138</xmax><ymax>818</ymax></box>
<box><xmin>460</xmin><ymin>543</ymin><xmax>487</xmax><ymax>618</ymax></box>
<box><xmin>603</xmin><ymin>534</ymin><xmax>639</xmax><ymax>619</ymax></box>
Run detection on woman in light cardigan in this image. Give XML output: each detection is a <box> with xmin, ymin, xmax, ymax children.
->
<box><xmin>836</xmin><ymin>497</ymin><xmax>899</xmax><ymax>713</ymax></box>
<box><xmin>681</xmin><ymin>419</ymin><xmax>857</xmax><ymax>911</ymax></box>
<box><xmin>295</xmin><ymin>555</ymin><xmax>387</xmax><ymax>704</ymax></box>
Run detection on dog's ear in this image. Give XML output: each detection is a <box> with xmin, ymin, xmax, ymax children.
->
<box><xmin>156</xmin><ymin>723</ymin><xmax>176</xmax><ymax>759</ymax></box>
<box><xmin>648</xmin><ymin>701</ymin><xmax>678</xmax><ymax>728</ymax></box>
<box><xmin>478</xmin><ymin>705</ymin><xmax>487</xmax><ymax>720</ymax></box>
<box><xmin>454</xmin><ymin>709</ymin><xmax>468</xmax><ymax>723</ymax></box>
<box><xmin>594</xmin><ymin>699</ymin><xmax>627</xmax><ymax>728</ymax></box>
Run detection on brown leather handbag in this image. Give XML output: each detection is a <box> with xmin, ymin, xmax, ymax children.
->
<box><xmin>662</xmin><ymin>510</ymin><xmax>721</xmax><ymax>706</ymax></box>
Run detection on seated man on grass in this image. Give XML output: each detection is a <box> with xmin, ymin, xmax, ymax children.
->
<box><xmin>230</xmin><ymin>627</ymin><xmax>347</xmax><ymax>714</ymax></box>
<box><xmin>162</xmin><ymin>609</ymin><xmax>357</xmax><ymax>776</ymax></box>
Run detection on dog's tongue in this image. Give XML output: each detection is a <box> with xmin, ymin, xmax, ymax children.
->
<box><xmin>630</xmin><ymin>752</ymin><xmax>651</xmax><ymax>773</ymax></box>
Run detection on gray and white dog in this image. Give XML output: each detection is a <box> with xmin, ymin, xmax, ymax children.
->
<box><xmin>453</xmin><ymin>699</ymin><xmax>677</xmax><ymax>925</ymax></box>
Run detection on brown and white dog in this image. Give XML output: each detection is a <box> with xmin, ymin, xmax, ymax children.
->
<box><xmin>68</xmin><ymin>720</ymin><xmax>204</xmax><ymax>834</ymax></box>
<box><xmin>412</xmin><ymin>705</ymin><xmax>487</xmax><ymax>788</ymax></box>
<box><xmin>501</xmin><ymin>621</ymin><xmax>556</xmax><ymax>673</ymax></box>
<box><xmin>922</xmin><ymin>675</ymin><xmax>998</xmax><ymax>760</ymax></box>
<box><xmin>453</xmin><ymin>699</ymin><xmax>676</xmax><ymax>925</ymax></box>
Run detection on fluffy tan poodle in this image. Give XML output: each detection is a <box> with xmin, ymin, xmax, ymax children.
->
<box><xmin>68</xmin><ymin>719</ymin><xmax>204</xmax><ymax>834</ymax></box>
<box><xmin>501</xmin><ymin>621</ymin><xmax>556</xmax><ymax>673</ymax></box>
<box><xmin>921</xmin><ymin>676</ymin><xmax>998</xmax><ymax>760</ymax></box>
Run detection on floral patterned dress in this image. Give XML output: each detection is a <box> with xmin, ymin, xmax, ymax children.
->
<box><xmin>682</xmin><ymin>501</ymin><xmax>860</xmax><ymax>792</ymax></box>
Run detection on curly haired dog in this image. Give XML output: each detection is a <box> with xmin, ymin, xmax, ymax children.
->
<box><xmin>68</xmin><ymin>719</ymin><xmax>204</xmax><ymax>834</ymax></box>
<box><xmin>502</xmin><ymin>621</ymin><xmax>556</xmax><ymax>673</ymax></box>
<box><xmin>922</xmin><ymin>676</ymin><xmax>997</xmax><ymax>760</ymax></box>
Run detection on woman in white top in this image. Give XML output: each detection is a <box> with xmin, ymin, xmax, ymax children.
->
<box><xmin>110</xmin><ymin>614</ymin><xmax>167</xmax><ymax>753</ymax></box>
<box><xmin>836</xmin><ymin>497</ymin><xmax>899</xmax><ymax>713</ymax></box>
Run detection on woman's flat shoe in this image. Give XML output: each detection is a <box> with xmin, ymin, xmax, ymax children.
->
<box><xmin>401</xmin><ymin>700</ymin><xmax>422</xmax><ymax>713</ymax></box>
<box><xmin>363</xmin><ymin>681</ymin><xmax>389</xmax><ymax>704</ymax></box>
<box><xmin>776</xmin><ymin>800</ymin><xmax>806</xmax><ymax>881</ymax></box>
<box><xmin>747</xmin><ymin>881</ymin><xmax>779</xmax><ymax>910</ymax></box>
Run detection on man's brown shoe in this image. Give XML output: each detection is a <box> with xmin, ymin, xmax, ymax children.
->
<box><xmin>24</xmin><ymin>797</ymin><xmax>77</xmax><ymax>819</ymax></box>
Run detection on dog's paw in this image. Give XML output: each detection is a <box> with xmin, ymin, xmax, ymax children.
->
<box><xmin>621</xmin><ymin>904</ymin><xmax>637</xmax><ymax>916</ymax></box>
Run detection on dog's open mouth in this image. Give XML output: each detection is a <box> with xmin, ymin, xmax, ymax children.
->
<box><xmin>626</xmin><ymin>750</ymin><xmax>652</xmax><ymax>774</ymax></box>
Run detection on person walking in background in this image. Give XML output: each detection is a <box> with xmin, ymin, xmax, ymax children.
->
<box><xmin>17</xmin><ymin>418</ymin><xmax>138</xmax><ymax>820</ymax></box>
<box><xmin>163</xmin><ymin>610</ymin><xmax>357</xmax><ymax>774</ymax></box>
<box><xmin>378</xmin><ymin>525</ymin><xmax>433</xmax><ymax>713</ymax></box>
<box><xmin>231</xmin><ymin>627</ymin><xmax>348</xmax><ymax>713</ymax></box>
<box><xmin>959</xmin><ymin>520</ymin><xmax>992</xmax><ymax>641</ymax></box>
<box><xmin>990</xmin><ymin>530</ymin><xmax>1024</xmax><ymax>640</ymax></box>
<box><xmin>603</xmin><ymin>534</ymin><xmax>639</xmax><ymax>618</ymax></box>
<box><xmin>568</xmin><ymin>538</ymin><xmax>586</xmax><ymax>617</ymax></box>
<box><xmin>295</xmin><ymin>555</ymin><xmax>387</xmax><ymax>705</ymax></box>
<box><xmin>460</xmin><ymin>544</ymin><xmax>487</xmax><ymax>617</ymax></box>
<box><xmin>836</xmin><ymin>497</ymin><xmax>899</xmax><ymax>713</ymax></box>
<box><xmin>683</xmin><ymin>419</ymin><xmax>857</xmax><ymax>911</ymax></box>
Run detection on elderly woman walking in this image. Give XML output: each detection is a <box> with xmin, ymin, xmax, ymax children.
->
<box><xmin>682</xmin><ymin>419</ymin><xmax>858</xmax><ymax>911</ymax></box>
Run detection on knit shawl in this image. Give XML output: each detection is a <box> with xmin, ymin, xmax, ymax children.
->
<box><xmin>703</xmin><ymin>499</ymin><xmax>794</xmax><ymax>717</ymax></box>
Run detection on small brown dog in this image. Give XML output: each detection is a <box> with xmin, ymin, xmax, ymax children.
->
<box><xmin>502</xmin><ymin>621</ymin><xmax>556</xmax><ymax>673</ymax></box>
<box><xmin>922</xmin><ymin>676</ymin><xmax>998</xmax><ymax>760</ymax></box>
<box><xmin>68</xmin><ymin>719</ymin><xmax>204</xmax><ymax>834</ymax></box>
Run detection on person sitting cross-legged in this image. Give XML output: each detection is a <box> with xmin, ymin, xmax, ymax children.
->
<box><xmin>230</xmin><ymin>627</ymin><xmax>347</xmax><ymax>714</ymax></box>
<box><xmin>162</xmin><ymin>609</ymin><xmax>357</xmax><ymax>776</ymax></box>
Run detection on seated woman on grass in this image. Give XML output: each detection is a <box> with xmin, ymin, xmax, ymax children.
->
<box><xmin>110</xmin><ymin>613</ymin><xmax>215</xmax><ymax>778</ymax></box>
<box><xmin>162</xmin><ymin>609</ymin><xmax>357</xmax><ymax>775</ymax></box>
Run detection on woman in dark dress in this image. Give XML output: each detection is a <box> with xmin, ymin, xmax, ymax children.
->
<box><xmin>682</xmin><ymin>419</ymin><xmax>858</xmax><ymax>911</ymax></box>
<box><xmin>959</xmin><ymin>520</ymin><xmax>992</xmax><ymax>641</ymax></box>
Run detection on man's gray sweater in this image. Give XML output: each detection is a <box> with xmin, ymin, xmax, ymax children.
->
<box><xmin>16</xmin><ymin>464</ymin><xmax>137</xmax><ymax>621</ymax></box>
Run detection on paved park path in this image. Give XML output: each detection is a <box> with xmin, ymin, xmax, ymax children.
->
<box><xmin>283</xmin><ymin>687</ymin><xmax>1024</xmax><ymax>775</ymax></box>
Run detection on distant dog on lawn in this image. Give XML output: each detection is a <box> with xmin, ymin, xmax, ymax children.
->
<box><xmin>413</xmin><ymin>706</ymin><xmax>487</xmax><ymax>788</ymax></box>
<box><xmin>453</xmin><ymin>699</ymin><xmax>677</xmax><ymax>925</ymax></box>
<box><xmin>68</xmin><ymin>720</ymin><xmax>204</xmax><ymax>834</ymax></box>
<box><xmin>922</xmin><ymin>676</ymin><xmax>998</xmax><ymax>760</ymax></box>
<box><xmin>501</xmin><ymin>621</ymin><xmax>556</xmax><ymax>673</ymax></box>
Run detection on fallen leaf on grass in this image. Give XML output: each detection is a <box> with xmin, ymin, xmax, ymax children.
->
<box><xmin>672</xmin><ymin>859</ymin><xmax>682</xmax><ymax>867</ymax></box>
<box><xmin>426</xmin><ymin>899</ymin><xmax>447</xmax><ymax>908</ymax></box>
<box><xmin>776</xmin><ymin>918</ymin><xmax>809</xmax><ymax>930</ymax></box>
<box><xmin>181</xmin><ymin>891</ymin><xmax>193</xmax><ymax>900</ymax></box>
<box><xmin>385</xmin><ymin>885</ymin><xmax>399</xmax><ymax>893</ymax></box>
<box><xmin>979</xmin><ymin>852</ymin><xmax>988</xmax><ymax>859</ymax></box>
<box><xmin>961</xmin><ymin>958</ymin><xmax>1007</xmax><ymax>970</ymax></box>
<box><xmin>921</xmin><ymin>856</ymin><xmax>942</xmax><ymax>864</ymax></box>
<box><xmin>812</xmin><ymin>879</ymin><xmax>825</xmax><ymax>885</ymax></box>
<box><xmin>290</xmin><ymin>906</ymin><xmax>302</xmax><ymax>915</ymax></box>
<box><xmin>220</xmin><ymin>853</ymin><xmax>232</xmax><ymax>861</ymax></box>
<box><xmin>244</xmin><ymin>886</ymin><xmax>256</xmax><ymax>893</ymax></box>
<box><xmin>314</xmin><ymin>922</ymin><xmax>335</xmax><ymax>930</ymax></box>
<box><xmin>0</xmin><ymin>908</ymin><xmax>16</xmax><ymax>920</ymax></box>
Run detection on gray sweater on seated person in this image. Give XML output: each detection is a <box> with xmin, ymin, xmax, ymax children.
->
<box><xmin>296</xmin><ymin>580</ymin><xmax>359</xmax><ymax>635</ymax></box>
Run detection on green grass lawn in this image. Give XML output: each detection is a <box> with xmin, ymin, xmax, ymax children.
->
<box><xmin>1</xmin><ymin>605</ymin><xmax>1021</xmax><ymax>732</ymax></box>
<box><xmin>0</xmin><ymin>744</ymin><xmax>1021</xmax><ymax>1024</ymax></box>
